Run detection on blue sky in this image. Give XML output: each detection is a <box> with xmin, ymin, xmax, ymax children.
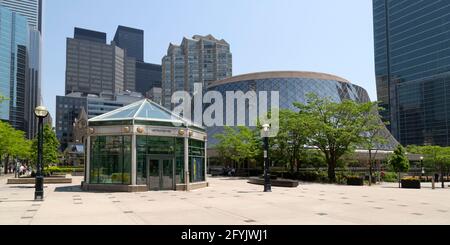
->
<box><xmin>42</xmin><ymin>0</ymin><xmax>376</xmax><ymax>118</ymax></box>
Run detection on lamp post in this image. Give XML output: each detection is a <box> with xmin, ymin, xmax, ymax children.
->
<box><xmin>262</xmin><ymin>124</ymin><xmax>271</xmax><ymax>192</ymax></box>
<box><xmin>34</xmin><ymin>106</ymin><xmax>48</xmax><ymax>201</ymax></box>
<box><xmin>420</xmin><ymin>156</ymin><xmax>424</xmax><ymax>181</ymax></box>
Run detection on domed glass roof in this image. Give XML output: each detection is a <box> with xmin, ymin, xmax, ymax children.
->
<box><xmin>89</xmin><ymin>99</ymin><xmax>203</xmax><ymax>129</ymax></box>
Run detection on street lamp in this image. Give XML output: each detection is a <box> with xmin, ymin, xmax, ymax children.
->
<box><xmin>420</xmin><ymin>156</ymin><xmax>424</xmax><ymax>180</ymax></box>
<box><xmin>34</xmin><ymin>106</ymin><xmax>48</xmax><ymax>201</ymax></box>
<box><xmin>262</xmin><ymin>124</ymin><xmax>271</xmax><ymax>192</ymax></box>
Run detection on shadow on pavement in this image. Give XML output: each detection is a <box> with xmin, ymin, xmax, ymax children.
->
<box><xmin>0</xmin><ymin>199</ymin><xmax>35</xmax><ymax>203</ymax></box>
<box><xmin>54</xmin><ymin>185</ymin><xmax>83</xmax><ymax>192</ymax></box>
<box><xmin>216</xmin><ymin>177</ymin><xmax>251</xmax><ymax>180</ymax></box>
<box><xmin>8</xmin><ymin>185</ymin><xmax>48</xmax><ymax>189</ymax></box>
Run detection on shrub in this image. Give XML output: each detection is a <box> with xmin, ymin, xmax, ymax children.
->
<box><xmin>295</xmin><ymin>171</ymin><xmax>329</xmax><ymax>183</ymax></box>
<box><xmin>336</xmin><ymin>172</ymin><xmax>350</xmax><ymax>185</ymax></box>
<box><xmin>296</xmin><ymin>171</ymin><xmax>320</xmax><ymax>182</ymax></box>
<box><xmin>43</xmin><ymin>166</ymin><xmax>84</xmax><ymax>176</ymax></box>
<box><xmin>381</xmin><ymin>172</ymin><xmax>398</xmax><ymax>182</ymax></box>
<box><xmin>346</xmin><ymin>176</ymin><xmax>364</xmax><ymax>186</ymax></box>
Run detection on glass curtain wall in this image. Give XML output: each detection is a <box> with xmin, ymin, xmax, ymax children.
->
<box><xmin>136</xmin><ymin>136</ymin><xmax>184</xmax><ymax>185</ymax></box>
<box><xmin>189</xmin><ymin>139</ymin><xmax>205</xmax><ymax>182</ymax></box>
<box><xmin>89</xmin><ymin>135</ymin><xmax>131</xmax><ymax>184</ymax></box>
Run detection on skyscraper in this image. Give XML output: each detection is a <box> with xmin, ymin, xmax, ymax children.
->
<box><xmin>0</xmin><ymin>0</ymin><xmax>42</xmax><ymax>32</ymax></box>
<box><xmin>1</xmin><ymin>0</ymin><xmax>43</xmax><ymax>138</ymax></box>
<box><xmin>373</xmin><ymin>0</ymin><xmax>450</xmax><ymax>146</ymax></box>
<box><xmin>113</xmin><ymin>26</ymin><xmax>162</xmax><ymax>96</ymax></box>
<box><xmin>25</xmin><ymin>29</ymin><xmax>42</xmax><ymax>138</ymax></box>
<box><xmin>136</xmin><ymin>61</ymin><xmax>162</xmax><ymax>95</ymax></box>
<box><xmin>113</xmin><ymin>25</ymin><xmax>144</xmax><ymax>62</ymax></box>
<box><xmin>161</xmin><ymin>34</ymin><xmax>232</xmax><ymax>109</ymax></box>
<box><xmin>0</xmin><ymin>6</ymin><xmax>29</xmax><ymax>131</ymax></box>
<box><xmin>65</xmin><ymin>27</ymin><xmax>131</xmax><ymax>95</ymax></box>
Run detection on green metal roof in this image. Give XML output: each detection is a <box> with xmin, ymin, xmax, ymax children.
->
<box><xmin>89</xmin><ymin>99</ymin><xmax>204</xmax><ymax>130</ymax></box>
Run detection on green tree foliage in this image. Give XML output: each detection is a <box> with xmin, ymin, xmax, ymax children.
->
<box><xmin>270</xmin><ymin>109</ymin><xmax>310</xmax><ymax>172</ymax></box>
<box><xmin>295</xmin><ymin>94</ymin><xmax>378</xmax><ymax>182</ymax></box>
<box><xmin>388</xmin><ymin>145</ymin><xmax>410</xmax><ymax>187</ymax></box>
<box><xmin>359</xmin><ymin>103</ymin><xmax>388</xmax><ymax>185</ymax></box>
<box><xmin>31</xmin><ymin>125</ymin><xmax>60</xmax><ymax>168</ymax></box>
<box><xmin>214</xmin><ymin>126</ymin><xmax>261</xmax><ymax>169</ymax></box>
<box><xmin>406</xmin><ymin>145</ymin><xmax>450</xmax><ymax>188</ymax></box>
<box><xmin>0</xmin><ymin>121</ymin><xmax>32</xmax><ymax>173</ymax></box>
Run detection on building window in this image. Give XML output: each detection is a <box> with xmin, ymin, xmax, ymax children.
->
<box><xmin>189</xmin><ymin>139</ymin><xmax>205</xmax><ymax>183</ymax></box>
<box><xmin>89</xmin><ymin>135</ymin><xmax>131</xmax><ymax>184</ymax></box>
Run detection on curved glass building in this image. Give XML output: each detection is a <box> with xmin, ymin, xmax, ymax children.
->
<box><xmin>207</xmin><ymin>71</ymin><xmax>398</xmax><ymax>149</ymax></box>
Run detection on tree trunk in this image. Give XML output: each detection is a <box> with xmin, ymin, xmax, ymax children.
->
<box><xmin>3</xmin><ymin>154</ymin><xmax>9</xmax><ymax>175</ymax></box>
<box><xmin>368</xmin><ymin>149</ymin><xmax>372</xmax><ymax>186</ymax></box>
<box><xmin>328</xmin><ymin>156</ymin><xmax>336</xmax><ymax>183</ymax></box>
<box><xmin>290</xmin><ymin>158</ymin><xmax>294</xmax><ymax>173</ymax></box>
<box><xmin>441</xmin><ymin>165</ymin><xmax>445</xmax><ymax>189</ymax></box>
<box><xmin>398</xmin><ymin>172</ymin><xmax>401</xmax><ymax>188</ymax></box>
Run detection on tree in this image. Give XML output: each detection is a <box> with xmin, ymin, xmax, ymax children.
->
<box><xmin>388</xmin><ymin>145</ymin><xmax>410</xmax><ymax>188</ymax></box>
<box><xmin>270</xmin><ymin>109</ymin><xmax>309</xmax><ymax>172</ymax></box>
<box><xmin>296</xmin><ymin>94</ymin><xmax>376</xmax><ymax>182</ymax></box>
<box><xmin>408</xmin><ymin>145</ymin><xmax>450</xmax><ymax>189</ymax></box>
<box><xmin>214</xmin><ymin>126</ymin><xmax>261</xmax><ymax>170</ymax></box>
<box><xmin>359</xmin><ymin>103</ymin><xmax>388</xmax><ymax>186</ymax></box>
<box><xmin>0</xmin><ymin>121</ymin><xmax>32</xmax><ymax>174</ymax></box>
<box><xmin>31</xmin><ymin>125</ymin><xmax>60</xmax><ymax>169</ymax></box>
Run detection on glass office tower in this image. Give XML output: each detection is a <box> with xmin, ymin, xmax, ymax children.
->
<box><xmin>0</xmin><ymin>0</ymin><xmax>41</xmax><ymax>32</ymax></box>
<box><xmin>0</xmin><ymin>6</ymin><xmax>29</xmax><ymax>131</ymax></box>
<box><xmin>113</xmin><ymin>25</ymin><xmax>144</xmax><ymax>62</ymax></box>
<box><xmin>135</xmin><ymin>62</ymin><xmax>162</xmax><ymax>95</ymax></box>
<box><xmin>1</xmin><ymin>0</ymin><xmax>43</xmax><ymax>138</ymax></box>
<box><xmin>374</xmin><ymin>0</ymin><xmax>450</xmax><ymax>146</ymax></box>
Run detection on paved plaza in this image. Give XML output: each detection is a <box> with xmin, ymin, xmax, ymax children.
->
<box><xmin>0</xmin><ymin>175</ymin><xmax>450</xmax><ymax>225</ymax></box>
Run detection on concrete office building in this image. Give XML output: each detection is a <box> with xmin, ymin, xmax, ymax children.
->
<box><xmin>56</xmin><ymin>91</ymin><xmax>143</xmax><ymax>151</ymax></box>
<box><xmin>146</xmin><ymin>87</ymin><xmax>162</xmax><ymax>105</ymax></box>
<box><xmin>65</xmin><ymin>27</ymin><xmax>134</xmax><ymax>95</ymax></box>
<box><xmin>113</xmin><ymin>26</ymin><xmax>162</xmax><ymax>95</ymax></box>
<box><xmin>0</xmin><ymin>6</ymin><xmax>29</xmax><ymax>132</ymax></box>
<box><xmin>161</xmin><ymin>34</ymin><xmax>232</xmax><ymax>109</ymax></box>
<box><xmin>374</xmin><ymin>0</ymin><xmax>450</xmax><ymax>146</ymax></box>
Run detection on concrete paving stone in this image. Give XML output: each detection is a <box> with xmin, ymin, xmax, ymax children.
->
<box><xmin>1</xmin><ymin>176</ymin><xmax>450</xmax><ymax>225</ymax></box>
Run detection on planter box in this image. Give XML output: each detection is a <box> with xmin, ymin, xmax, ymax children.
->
<box><xmin>7</xmin><ymin>177</ymin><xmax>72</xmax><ymax>185</ymax></box>
<box><xmin>401</xmin><ymin>179</ymin><xmax>421</xmax><ymax>189</ymax></box>
<box><xmin>347</xmin><ymin>177</ymin><xmax>364</xmax><ymax>186</ymax></box>
<box><xmin>248</xmin><ymin>177</ymin><xmax>299</xmax><ymax>188</ymax></box>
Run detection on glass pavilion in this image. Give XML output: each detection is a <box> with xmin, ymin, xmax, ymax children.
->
<box><xmin>82</xmin><ymin>99</ymin><xmax>208</xmax><ymax>192</ymax></box>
